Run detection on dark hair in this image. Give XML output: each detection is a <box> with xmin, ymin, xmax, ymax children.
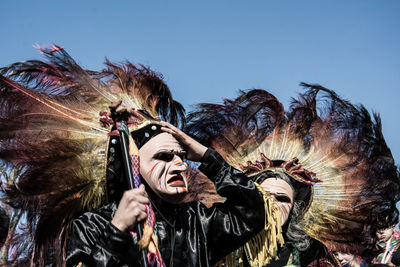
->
<box><xmin>286</xmin><ymin>201</ymin><xmax>311</xmax><ymax>251</ymax></box>
<box><xmin>376</xmin><ymin>209</ymin><xmax>399</xmax><ymax>230</ymax></box>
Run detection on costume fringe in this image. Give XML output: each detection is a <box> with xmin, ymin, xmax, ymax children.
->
<box><xmin>138</xmin><ymin>218</ymin><xmax>154</xmax><ymax>250</ymax></box>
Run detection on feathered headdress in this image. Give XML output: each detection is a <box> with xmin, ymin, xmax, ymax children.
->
<box><xmin>186</xmin><ymin>86</ymin><xmax>400</xmax><ymax>264</ymax></box>
<box><xmin>0</xmin><ymin>45</ymin><xmax>185</xmax><ymax>266</ymax></box>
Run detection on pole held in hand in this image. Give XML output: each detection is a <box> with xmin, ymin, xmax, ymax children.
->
<box><xmin>118</xmin><ymin>121</ymin><xmax>149</xmax><ymax>267</ymax></box>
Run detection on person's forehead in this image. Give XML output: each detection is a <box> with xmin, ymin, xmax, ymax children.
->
<box><xmin>260</xmin><ymin>178</ymin><xmax>294</xmax><ymax>196</ymax></box>
<box><xmin>144</xmin><ymin>133</ymin><xmax>182</xmax><ymax>151</ymax></box>
<box><xmin>262</xmin><ymin>178</ymin><xmax>291</xmax><ymax>188</ymax></box>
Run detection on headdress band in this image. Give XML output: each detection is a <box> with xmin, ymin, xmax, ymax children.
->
<box><xmin>239</xmin><ymin>153</ymin><xmax>322</xmax><ymax>186</ymax></box>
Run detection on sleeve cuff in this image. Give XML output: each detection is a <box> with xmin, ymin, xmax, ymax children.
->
<box><xmin>103</xmin><ymin>222</ymin><xmax>132</xmax><ymax>255</ymax></box>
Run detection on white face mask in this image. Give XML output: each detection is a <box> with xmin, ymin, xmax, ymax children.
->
<box><xmin>139</xmin><ymin>133</ymin><xmax>188</xmax><ymax>203</ymax></box>
<box><xmin>260</xmin><ymin>178</ymin><xmax>294</xmax><ymax>225</ymax></box>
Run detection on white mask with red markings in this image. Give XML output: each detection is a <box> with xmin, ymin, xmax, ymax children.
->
<box><xmin>139</xmin><ymin>132</ymin><xmax>188</xmax><ymax>203</ymax></box>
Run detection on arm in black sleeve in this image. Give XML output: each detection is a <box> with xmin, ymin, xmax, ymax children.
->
<box><xmin>66</xmin><ymin>203</ymin><xmax>139</xmax><ymax>267</ymax></box>
<box><xmin>198</xmin><ymin>148</ymin><xmax>266</xmax><ymax>263</ymax></box>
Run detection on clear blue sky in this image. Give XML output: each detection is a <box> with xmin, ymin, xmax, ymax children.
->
<box><xmin>1</xmin><ymin>0</ymin><xmax>399</xmax><ymax>163</ymax></box>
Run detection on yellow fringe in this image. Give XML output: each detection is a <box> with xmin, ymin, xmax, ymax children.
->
<box><xmin>218</xmin><ymin>183</ymin><xmax>284</xmax><ymax>267</ymax></box>
<box><xmin>137</xmin><ymin>223</ymin><xmax>154</xmax><ymax>249</ymax></box>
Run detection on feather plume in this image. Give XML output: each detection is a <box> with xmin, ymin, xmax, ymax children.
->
<box><xmin>0</xmin><ymin>45</ymin><xmax>185</xmax><ymax>266</ymax></box>
<box><xmin>186</xmin><ymin>85</ymin><xmax>400</xmax><ymax>254</ymax></box>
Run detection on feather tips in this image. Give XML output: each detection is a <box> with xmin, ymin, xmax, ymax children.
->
<box><xmin>0</xmin><ymin>46</ymin><xmax>185</xmax><ymax>266</ymax></box>
<box><xmin>186</xmin><ymin>85</ymin><xmax>400</xmax><ymax>253</ymax></box>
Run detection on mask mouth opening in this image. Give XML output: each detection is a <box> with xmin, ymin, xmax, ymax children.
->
<box><xmin>167</xmin><ymin>175</ymin><xmax>185</xmax><ymax>187</ymax></box>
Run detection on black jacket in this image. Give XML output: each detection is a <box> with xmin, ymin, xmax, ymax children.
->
<box><xmin>66</xmin><ymin>149</ymin><xmax>266</xmax><ymax>267</ymax></box>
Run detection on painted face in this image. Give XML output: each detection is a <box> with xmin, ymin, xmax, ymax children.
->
<box><xmin>260</xmin><ymin>178</ymin><xmax>294</xmax><ymax>225</ymax></box>
<box><xmin>139</xmin><ymin>132</ymin><xmax>188</xmax><ymax>203</ymax></box>
<box><xmin>376</xmin><ymin>226</ymin><xmax>395</xmax><ymax>242</ymax></box>
<box><xmin>334</xmin><ymin>252</ymin><xmax>355</xmax><ymax>266</ymax></box>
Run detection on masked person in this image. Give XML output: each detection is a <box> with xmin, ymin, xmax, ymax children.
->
<box><xmin>371</xmin><ymin>219</ymin><xmax>400</xmax><ymax>265</ymax></box>
<box><xmin>334</xmin><ymin>252</ymin><xmax>367</xmax><ymax>267</ymax></box>
<box><xmin>185</xmin><ymin>87</ymin><xmax>400</xmax><ymax>266</ymax></box>
<box><xmin>0</xmin><ymin>46</ymin><xmax>267</xmax><ymax>266</ymax></box>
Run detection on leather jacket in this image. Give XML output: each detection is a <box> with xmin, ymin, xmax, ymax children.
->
<box><xmin>66</xmin><ymin>149</ymin><xmax>266</xmax><ymax>267</ymax></box>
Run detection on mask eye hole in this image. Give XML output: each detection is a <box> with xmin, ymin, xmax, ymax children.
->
<box><xmin>153</xmin><ymin>152</ymin><xmax>174</xmax><ymax>162</ymax></box>
<box><xmin>274</xmin><ymin>195</ymin><xmax>291</xmax><ymax>203</ymax></box>
<box><xmin>153</xmin><ymin>150</ymin><xmax>187</xmax><ymax>162</ymax></box>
